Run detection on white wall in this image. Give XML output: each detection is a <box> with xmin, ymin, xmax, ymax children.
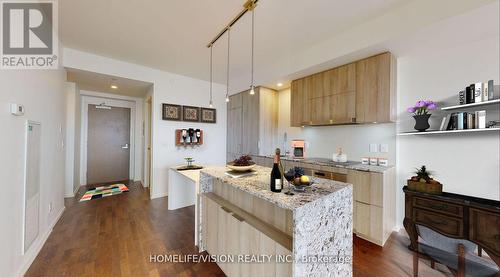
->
<box><xmin>0</xmin><ymin>69</ymin><xmax>66</xmax><ymax>276</ymax></box>
<box><xmin>395</xmin><ymin>36</ymin><xmax>500</xmax><ymax>227</ymax></box>
<box><xmin>65</xmin><ymin>82</ymin><xmax>77</xmax><ymax>197</ymax></box>
<box><xmin>277</xmin><ymin>89</ymin><xmax>396</xmax><ymax>164</ymax></box>
<box><xmin>63</xmin><ymin>48</ymin><xmax>227</xmax><ymax>199</ymax></box>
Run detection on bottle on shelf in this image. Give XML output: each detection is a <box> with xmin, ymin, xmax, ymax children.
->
<box><xmin>270</xmin><ymin>148</ymin><xmax>283</xmax><ymax>193</ymax></box>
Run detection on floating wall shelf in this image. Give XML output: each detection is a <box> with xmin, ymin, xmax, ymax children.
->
<box><xmin>441</xmin><ymin>99</ymin><xmax>500</xmax><ymax>110</ymax></box>
<box><xmin>398</xmin><ymin>128</ymin><xmax>500</xmax><ymax>136</ymax></box>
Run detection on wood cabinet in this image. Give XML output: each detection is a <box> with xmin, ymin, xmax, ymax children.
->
<box><xmin>355</xmin><ymin>52</ymin><xmax>395</xmax><ymax>123</ymax></box>
<box><xmin>290</xmin><ymin>52</ymin><xmax>394</xmax><ymax>126</ymax></box>
<box><xmin>347</xmin><ymin>168</ymin><xmax>395</xmax><ymax>246</ymax></box>
<box><xmin>202</xmin><ymin>193</ymin><xmax>293</xmax><ymax>277</ymax></box>
<box><xmin>226</xmin><ymin>87</ymin><xmax>278</xmax><ymax>160</ymax></box>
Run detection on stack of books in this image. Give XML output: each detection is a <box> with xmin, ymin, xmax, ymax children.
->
<box><xmin>458</xmin><ymin>80</ymin><xmax>495</xmax><ymax>104</ymax></box>
<box><xmin>440</xmin><ymin>111</ymin><xmax>486</xmax><ymax>131</ymax></box>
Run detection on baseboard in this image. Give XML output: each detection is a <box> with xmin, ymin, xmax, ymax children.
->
<box><xmin>17</xmin><ymin>206</ymin><xmax>65</xmax><ymax>277</ymax></box>
<box><xmin>64</xmin><ymin>185</ymin><xmax>82</xmax><ymax>198</ymax></box>
<box><xmin>151</xmin><ymin>191</ymin><xmax>168</xmax><ymax>199</ymax></box>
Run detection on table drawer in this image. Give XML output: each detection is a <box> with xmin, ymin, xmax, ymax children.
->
<box><xmin>469</xmin><ymin>208</ymin><xmax>500</xmax><ymax>256</ymax></box>
<box><xmin>413</xmin><ymin>197</ymin><xmax>463</xmax><ymax>218</ymax></box>
<box><xmin>414</xmin><ymin>208</ymin><xmax>464</xmax><ymax>238</ymax></box>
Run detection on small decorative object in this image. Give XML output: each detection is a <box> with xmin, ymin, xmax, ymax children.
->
<box><xmin>369</xmin><ymin>157</ymin><xmax>378</xmax><ymax>166</ymax></box>
<box><xmin>407</xmin><ymin>100</ymin><xmax>438</xmax><ymax>132</ymax></box>
<box><xmin>183</xmin><ymin>106</ymin><xmax>200</xmax><ymax>122</ymax></box>
<box><xmin>162</xmin><ymin>104</ymin><xmax>182</xmax><ymax>121</ymax></box>
<box><xmin>378</xmin><ymin>158</ymin><xmax>388</xmax><ymax>167</ymax></box>
<box><xmin>201</xmin><ymin>108</ymin><xmax>217</xmax><ymax>123</ymax></box>
<box><xmin>185</xmin><ymin>157</ymin><xmax>194</xmax><ymax>167</ymax></box>
<box><xmin>227</xmin><ymin>155</ymin><xmax>256</xmax><ymax>172</ymax></box>
<box><xmin>175</xmin><ymin>129</ymin><xmax>203</xmax><ymax>146</ymax></box>
<box><xmin>361</xmin><ymin>157</ymin><xmax>369</xmax><ymax>165</ymax></box>
<box><xmin>188</xmin><ymin>128</ymin><xmax>195</xmax><ymax>143</ymax></box>
<box><xmin>407</xmin><ymin>165</ymin><xmax>442</xmax><ymax>195</ymax></box>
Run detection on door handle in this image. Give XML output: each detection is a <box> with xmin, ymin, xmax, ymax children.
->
<box><xmin>121</xmin><ymin>143</ymin><xmax>129</xmax><ymax>149</ymax></box>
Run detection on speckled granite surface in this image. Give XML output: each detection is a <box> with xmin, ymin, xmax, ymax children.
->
<box><xmin>198</xmin><ymin>166</ymin><xmax>353</xmax><ymax>277</ymax></box>
<box><xmin>259</xmin><ymin>155</ymin><xmax>393</xmax><ymax>173</ymax></box>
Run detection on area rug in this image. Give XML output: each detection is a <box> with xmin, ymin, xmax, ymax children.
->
<box><xmin>79</xmin><ymin>184</ymin><xmax>129</xmax><ymax>202</ymax></box>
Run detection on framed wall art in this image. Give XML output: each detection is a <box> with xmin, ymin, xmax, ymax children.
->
<box><xmin>162</xmin><ymin>103</ymin><xmax>182</xmax><ymax>121</ymax></box>
<box><xmin>182</xmin><ymin>106</ymin><xmax>200</xmax><ymax>122</ymax></box>
<box><xmin>200</xmin><ymin>108</ymin><xmax>216</xmax><ymax>123</ymax></box>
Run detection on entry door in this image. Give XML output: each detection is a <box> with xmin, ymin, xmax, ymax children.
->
<box><xmin>87</xmin><ymin>105</ymin><xmax>131</xmax><ymax>184</ymax></box>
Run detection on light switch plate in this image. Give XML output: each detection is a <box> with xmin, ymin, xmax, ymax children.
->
<box><xmin>380</xmin><ymin>144</ymin><xmax>389</xmax><ymax>153</ymax></box>
<box><xmin>369</xmin><ymin>143</ymin><xmax>378</xmax><ymax>153</ymax></box>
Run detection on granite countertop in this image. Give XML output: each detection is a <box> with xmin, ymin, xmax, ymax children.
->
<box><xmin>258</xmin><ymin>155</ymin><xmax>393</xmax><ymax>173</ymax></box>
<box><xmin>200</xmin><ymin>165</ymin><xmax>352</xmax><ymax>211</ymax></box>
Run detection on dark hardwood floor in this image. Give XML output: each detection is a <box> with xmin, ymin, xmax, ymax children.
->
<box><xmin>26</xmin><ymin>181</ymin><xmax>449</xmax><ymax>277</ymax></box>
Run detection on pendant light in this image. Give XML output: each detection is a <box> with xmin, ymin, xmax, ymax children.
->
<box><xmin>249</xmin><ymin>7</ymin><xmax>255</xmax><ymax>95</ymax></box>
<box><xmin>209</xmin><ymin>45</ymin><xmax>214</xmax><ymax>108</ymax></box>
<box><xmin>225</xmin><ymin>27</ymin><xmax>231</xmax><ymax>103</ymax></box>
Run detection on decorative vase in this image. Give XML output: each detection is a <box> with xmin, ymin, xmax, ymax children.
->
<box><xmin>413</xmin><ymin>114</ymin><xmax>431</xmax><ymax>132</ymax></box>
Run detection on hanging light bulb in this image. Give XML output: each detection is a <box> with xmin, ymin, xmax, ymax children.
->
<box><xmin>225</xmin><ymin>27</ymin><xmax>231</xmax><ymax>103</ymax></box>
<box><xmin>209</xmin><ymin>44</ymin><xmax>214</xmax><ymax>107</ymax></box>
<box><xmin>249</xmin><ymin>6</ymin><xmax>255</xmax><ymax>95</ymax></box>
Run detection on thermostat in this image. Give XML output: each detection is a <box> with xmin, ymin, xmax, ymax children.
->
<box><xmin>10</xmin><ymin>103</ymin><xmax>25</xmax><ymax>116</ymax></box>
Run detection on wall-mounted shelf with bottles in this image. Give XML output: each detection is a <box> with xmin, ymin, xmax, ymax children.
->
<box><xmin>175</xmin><ymin>129</ymin><xmax>203</xmax><ymax>146</ymax></box>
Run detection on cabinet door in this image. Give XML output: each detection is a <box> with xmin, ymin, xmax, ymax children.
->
<box><xmin>290</xmin><ymin>79</ymin><xmax>302</xmax><ymax>127</ymax></box>
<box><xmin>301</xmin><ymin>77</ymin><xmax>312</xmax><ymax>125</ymax></box>
<box><xmin>310</xmin><ymin>96</ymin><xmax>331</xmax><ymax>125</ymax></box>
<box><xmin>311</xmin><ymin>72</ymin><xmax>325</xmax><ymax>99</ymax></box>
<box><xmin>242</xmin><ymin>90</ymin><xmax>260</xmax><ymax>155</ymax></box>
<box><xmin>225</xmin><ymin>210</ymin><xmax>242</xmax><ymax>277</ymax></box>
<box><xmin>355</xmin><ymin>201</ymin><xmax>383</xmax><ymax>244</ymax></box>
<box><xmin>334</xmin><ymin>63</ymin><xmax>356</xmax><ymax>94</ymax></box>
<box><xmin>204</xmin><ymin>196</ymin><xmax>219</xmax><ymax>256</ymax></box>
<box><xmin>227</xmin><ymin>107</ymin><xmax>242</xmax><ymax>155</ymax></box>
<box><xmin>347</xmin><ymin>170</ymin><xmax>383</xmax><ymax>206</ymax></box>
<box><xmin>330</xmin><ymin>91</ymin><xmax>356</xmax><ymax>124</ymax></box>
<box><xmin>355</xmin><ymin>52</ymin><xmax>393</xmax><ymax>123</ymax></box>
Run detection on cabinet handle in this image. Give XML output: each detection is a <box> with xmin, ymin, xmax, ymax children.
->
<box><xmin>221</xmin><ymin>206</ymin><xmax>231</xmax><ymax>213</ymax></box>
<box><xmin>314</xmin><ymin>172</ymin><xmax>326</xmax><ymax>177</ymax></box>
<box><xmin>231</xmin><ymin>213</ymin><xmax>245</xmax><ymax>222</ymax></box>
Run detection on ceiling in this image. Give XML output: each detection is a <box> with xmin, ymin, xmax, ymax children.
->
<box><xmin>66</xmin><ymin>68</ymin><xmax>153</xmax><ymax>97</ymax></box>
<box><xmin>60</xmin><ymin>0</ymin><xmax>411</xmax><ymax>88</ymax></box>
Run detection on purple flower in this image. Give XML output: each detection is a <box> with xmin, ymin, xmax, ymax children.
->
<box><xmin>415</xmin><ymin>101</ymin><xmax>426</xmax><ymax>108</ymax></box>
<box><xmin>424</xmin><ymin>100</ymin><xmax>433</xmax><ymax>106</ymax></box>
<box><xmin>407</xmin><ymin>107</ymin><xmax>416</xmax><ymax>113</ymax></box>
<box><xmin>428</xmin><ymin>103</ymin><xmax>438</xmax><ymax>110</ymax></box>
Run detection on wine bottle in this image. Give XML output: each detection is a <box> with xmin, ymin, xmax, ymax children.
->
<box><xmin>270</xmin><ymin>149</ymin><xmax>282</xmax><ymax>192</ymax></box>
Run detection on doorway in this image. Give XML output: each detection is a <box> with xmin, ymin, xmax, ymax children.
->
<box><xmin>87</xmin><ymin>104</ymin><xmax>131</xmax><ymax>184</ymax></box>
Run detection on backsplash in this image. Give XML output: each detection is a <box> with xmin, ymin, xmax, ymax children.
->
<box><xmin>277</xmin><ymin>89</ymin><xmax>396</xmax><ymax>164</ymax></box>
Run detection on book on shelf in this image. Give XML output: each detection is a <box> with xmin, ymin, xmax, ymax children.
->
<box><xmin>467</xmin><ymin>113</ymin><xmax>475</xmax><ymax>129</ymax></box>
<box><xmin>488</xmin><ymin>80</ymin><xmax>494</xmax><ymax>100</ymax></box>
<box><xmin>466</xmin><ymin>85</ymin><xmax>475</xmax><ymax>104</ymax></box>
<box><xmin>439</xmin><ymin>116</ymin><xmax>449</xmax><ymax>131</ymax></box>
<box><xmin>474</xmin><ymin>82</ymin><xmax>483</xmax><ymax>103</ymax></box>
<box><xmin>475</xmin><ymin>110</ymin><xmax>486</xmax><ymax>129</ymax></box>
<box><xmin>459</xmin><ymin>90</ymin><xmax>465</xmax><ymax>105</ymax></box>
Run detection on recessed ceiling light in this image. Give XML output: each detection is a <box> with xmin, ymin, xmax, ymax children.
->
<box><xmin>277</xmin><ymin>83</ymin><xmax>283</xmax><ymax>87</ymax></box>
<box><xmin>111</xmin><ymin>85</ymin><xmax>118</xmax><ymax>89</ymax></box>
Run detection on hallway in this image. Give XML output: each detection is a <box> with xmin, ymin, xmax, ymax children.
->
<box><xmin>26</xmin><ymin>182</ymin><xmax>224</xmax><ymax>276</ymax></box>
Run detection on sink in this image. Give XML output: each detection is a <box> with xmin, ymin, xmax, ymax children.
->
<box><xmin>306</xmin><ymin>158</ymin><xmax>359</xmax><ymax>167</ymax></box>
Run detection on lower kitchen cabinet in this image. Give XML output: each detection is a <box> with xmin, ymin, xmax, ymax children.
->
<box><xmin>202</xmin><ymin>195</ymin><xmax>292</xmax><ymax>277</ymax></box>
<box><xmin>347</xmin><ymin>168</ymin><xmax>395</xmax><ymax>246</ymax></box>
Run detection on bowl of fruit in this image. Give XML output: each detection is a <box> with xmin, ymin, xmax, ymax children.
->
<box><xmin>285</xmin><ymin>167</ymin><xmax>312</xmax><ymax>191</ymax></box>
<box><xmin>227</xmin><ymin>155</ymin><xmax>256</xmax><ymax>172</ymax></box>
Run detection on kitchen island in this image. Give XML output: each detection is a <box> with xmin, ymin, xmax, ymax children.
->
<box><xmin>198</xmin><ymin>165</ymin><xmax>353</xmax><ymax>277</ymax></box>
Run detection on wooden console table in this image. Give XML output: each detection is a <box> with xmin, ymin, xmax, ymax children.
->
<box><xmin>403</xmin><ymin>186</ymin><xmax>500</xmax><ymax>267</ymax></box>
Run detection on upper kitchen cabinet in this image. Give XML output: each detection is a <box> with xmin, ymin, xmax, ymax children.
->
<box><xmin>355</xmin><ymin>52</ymin><xmax>396</xmax><ymax>123</ymax></box>
<box><xmin>227</xmin><ymin>87</ymin><xmax>278</xmax><ymax>159</ymax></box>
<box><xmin>290</xmin><ymin>52</ymin><xmax>395</xmax><ymax>126</ymax></box>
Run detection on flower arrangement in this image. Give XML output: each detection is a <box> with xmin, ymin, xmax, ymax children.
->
<box><xmin>406</xmin><ymin>100</ymin><xmax>438</xmax><ymax>115</ymax></box>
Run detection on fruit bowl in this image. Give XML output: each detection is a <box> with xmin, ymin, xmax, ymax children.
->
<box><xmin>226</xmin><ymin>162</ymin><xmax>256</xmax><ymax>172</ymax></box>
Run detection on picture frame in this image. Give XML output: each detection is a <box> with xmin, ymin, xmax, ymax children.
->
<box><xmin>162</xmin><ymin>103</ymin><xmax>182</xmax><ymax>121</ymax></box>
<box><xmin>200</xmin><ymin>107</ymin><xmax>217</xmax><ymax>123</ymax></box>
<box><xmin>182</xmin><ymin>106</ymin><xmax>200</xmax><ymax>122</ymax></box>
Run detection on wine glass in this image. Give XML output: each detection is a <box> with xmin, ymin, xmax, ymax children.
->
<box><xmin>284</xmin><ymin>171</ymin><xmax>295</xmax><ymax>195</ymax></box>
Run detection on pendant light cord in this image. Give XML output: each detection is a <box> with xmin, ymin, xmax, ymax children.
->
<box><xmin>209</xmin><ymin>45</ymin><xmax>213</xmax><ymax>105</ymax></box>
<box><xmin>226</xmin><ymin>28</ymin><xmax>231</xmax><ymax>99</ymax></box>
<box><xmin>250</xmin><ymin>8</ymin><xmax>254</xmax><ymax>88</ymax></box>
